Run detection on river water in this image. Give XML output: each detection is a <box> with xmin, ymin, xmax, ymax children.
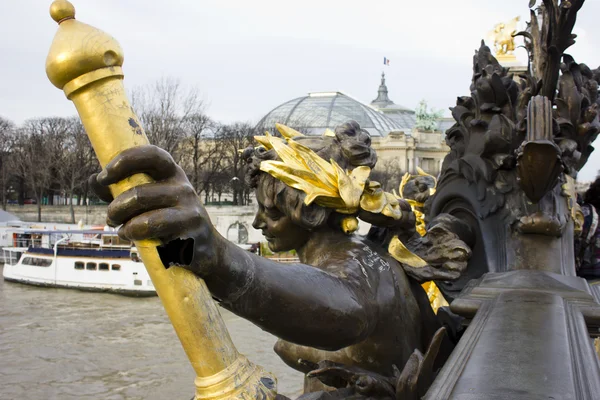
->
<box><xmin>0</xmin><ymin>266</ymin><xmax>304</xmax><ymax>399</ymax></box>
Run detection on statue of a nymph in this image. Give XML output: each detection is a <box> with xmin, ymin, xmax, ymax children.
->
<box><xmin>90</xmin><ymin>121</ymin><xmax>472</xmax><ymax>399</ymax></box>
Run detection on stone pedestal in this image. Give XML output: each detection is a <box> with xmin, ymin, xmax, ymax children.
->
<box><xmin>424</xmin><ymin>271</ymin><xmax>600</xmax><ymax>399</ymax></box>
<box><xmin>496</xmin><ymin>54</ymin><xmax>528</xmax><ymax>80</ymax></box>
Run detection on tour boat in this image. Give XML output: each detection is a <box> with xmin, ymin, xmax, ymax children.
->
<box><xmin>2</xmin><ymin>229</ymin><xmax>156</xmax><ymax>296</ymax></box>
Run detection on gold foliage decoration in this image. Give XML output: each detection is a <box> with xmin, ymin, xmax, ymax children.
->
<box><xmin>388</xmin><ymin>236</ymin><xmax>428</xmax><ymax>268</ymax></box>
<box><xmin>396</xmin><ymin>167</ymin><xmax>437</xmax><ymax>236</ymax></box>
<box><xmin>256</xmin><ymin>124</ymin><xmax>398</xmax><ymax>217</ymax></box>
<box><xmin>255</xmin><ymin>123</ymin><xmax>427</xmax><ymax>269</ymax></box>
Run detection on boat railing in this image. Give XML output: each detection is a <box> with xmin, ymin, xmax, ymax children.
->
<box><xmin>11</xmin><ymin>234</ymin><xmax>137</xmax><ymax>260</ymax></box>
<box><xmin>13</xmin><ymin>235</ymin><xmax>130</xmax><ymax>252</ymax></box>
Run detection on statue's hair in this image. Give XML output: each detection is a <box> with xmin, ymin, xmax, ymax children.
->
<box><xmin>242</xmin><ymin>121</ymin><xmax>377</xmax><ymax>230</ymax></box>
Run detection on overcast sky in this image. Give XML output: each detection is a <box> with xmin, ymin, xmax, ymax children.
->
<box><xmin>1</xmin><ymin>0</ymin><xmax>598</xmax><ymax>180</ymax></box>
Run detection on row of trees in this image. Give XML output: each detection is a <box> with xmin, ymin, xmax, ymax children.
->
<box><xmin>0</xmin><ymin>116</ymin><xmax>98</xmax><ymax>223</ymax></box>
<box><xmin>0</xmin><ymin>78</ymin><xmax>255</xmax><ymax>222</ymax></box>
<box><xmin>2</xmin><ymin>78</ymin><xmax>411</xmax><ymax>223</ymax></box>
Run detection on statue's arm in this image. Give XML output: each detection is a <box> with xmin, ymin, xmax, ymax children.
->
<box><xmin>92</xmin><ymin>145</ymin><xmax>379</xmax><ymax>351</ymax></box>
<box><xmin>199</xmin><ymin>239</ymin><xmax>379</xmax><ymax>351</ymax></box>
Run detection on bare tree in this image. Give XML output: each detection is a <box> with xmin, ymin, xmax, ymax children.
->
<box><xmin>217</xmin><ymin>122</ymin><xmax>255</xmax><ymax>205</ymax></box>
<box><xmin>131</xmin><ymin>77</ymin><xmax>205</xmax><ymax>161</ymax></box>
<box><xmin>11</xmin><ymin>118</ymin><xmax>68</xmax><ymax>221</ymax></box>
<box><xmin>54</xmin><ymin>118</ymin><xmax>99</xmax><ymax>222</ymax></box>
<box><xmin>179</xmin><ymin>113</ymin><xmax>227</xmax><ymax>200</ymax></box>
<box><xmin>211</xmin><ymin>170</ymin><xmax>231</xmax><ymax>204</ymax></box>
<box><xmin>0</xmin><ymin>117</ymin><xmax>17</xmax><ymax>210</ymax></box>
<box><xmin>371</xmin><ymin>158</ymin><xmax>403</xmax><ymax>192</ymax></box>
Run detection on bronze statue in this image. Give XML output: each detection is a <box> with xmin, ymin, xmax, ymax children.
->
<box><xmin>47</xmin><ymin>2</ymin><xmax>472</xmax><ymax>397</ymax></box>
<box><xmin>89</xmin><ymin>121</ymin><xmax>471</xmax><ymax>398</ymax></box>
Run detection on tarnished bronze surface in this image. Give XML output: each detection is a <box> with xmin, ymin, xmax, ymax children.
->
<box><xmin>88</xmin><ymin>116</ymin><xmax>471</xmax><ymax>398</ymax></box>
<box><xmin>425</xmin><ymin>1</ymin><xmax>600</xmax><ymax>398</ymax></box>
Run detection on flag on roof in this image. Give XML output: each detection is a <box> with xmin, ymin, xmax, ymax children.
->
<box><xmin>384</xmin><ymin>57</ymin><xmax>390</xmax><ymax>66</ymax></box>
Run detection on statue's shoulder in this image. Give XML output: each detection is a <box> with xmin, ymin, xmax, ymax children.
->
<box><xmin>317</xmin><ymin>236</ymin><xmax>393</xmax><ymax>282</ymax></box>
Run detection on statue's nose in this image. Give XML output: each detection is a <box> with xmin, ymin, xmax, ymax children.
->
<box><xmin>253</xmin><ymin>213</ymin><xmax>266</xmax><ymax>230</ymax></box>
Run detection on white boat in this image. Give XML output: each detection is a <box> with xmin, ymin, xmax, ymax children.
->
<box><xmin>2</xmin><ymin>229</ymin><xmax>155</xmax><ymax>297</ymax></box>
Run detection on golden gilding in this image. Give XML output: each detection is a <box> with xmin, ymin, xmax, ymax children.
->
<box><xmin>258</xmin><ymin>126</ymin><xmax>428</xmax><ymax>272</ymax></box>
<box><xmin>422</xmin><ymin>281</ymin><xmax>450</xmax><ymax>314</ymax></box>
<box><xmin>388</xmin><ymin>236</ymin><xmax>428</xmax><ymax>268</ymax></box>
<box><xmin>276</xmin><ymin>123</ymin><xmax>305</xmax><ymax>139</ymax></box>
<box><xmin>563</xmin><ymin>176</ymin><xmax>584</xmax><ymax>236</ymax></box>
<box><xmin>341</xmin><ymin>216</ymin><xmax>359</xmax><ymax>234</ymax></box>
<box><xmin>395</xmin><ymin>169</ymin><xmax>449</xmax><ymax>312</ymax></box>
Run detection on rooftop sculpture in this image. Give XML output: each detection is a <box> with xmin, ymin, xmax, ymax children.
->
<box><xmin>488</xmin><ymin>16</ymin><xmax>521</xmax><ymax>58</ymax></box>
<box><xmin>46</xmin><ymin>0</ymin><xmax>600</xmax><ymax>399</ymax></box>
<box><xmin>414</xmin><ymin>100</ymin><xmax>443</xmax><ymax>132</ymax></box>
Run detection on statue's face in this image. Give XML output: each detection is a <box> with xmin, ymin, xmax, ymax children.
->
<box><xmin>253</xmin><ymin>183</ymin><xmax>311</xmax><ymax>253</ymax></box>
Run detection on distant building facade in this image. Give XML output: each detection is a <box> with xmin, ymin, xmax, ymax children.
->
<box><xmin>255</xmin><ymin>73</ymin><xmax>452</xmax><ymax>177</ymax></box>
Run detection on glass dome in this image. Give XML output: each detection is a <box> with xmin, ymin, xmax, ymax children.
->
<box><xmin>255</xmin><ymin>92</ymin><xmax>405</xmax><ymax>137</ymax></box>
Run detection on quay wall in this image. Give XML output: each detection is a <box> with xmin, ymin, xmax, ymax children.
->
<box><xmin>5</xmin><ymin>205</ymin><xmax>266</xmax><ymax>243</ymax></box>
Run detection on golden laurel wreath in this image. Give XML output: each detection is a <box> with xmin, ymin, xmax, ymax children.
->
<box><xmin>255</xmin><ymin>123</ymin><xmax>431</xmax><ymax>269</ymax></box>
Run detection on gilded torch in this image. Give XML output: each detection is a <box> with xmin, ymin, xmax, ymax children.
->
<box><xmin>45</xmin><ymin>1</ymin><xmax>276</xmax><ymax>398</ymax></box>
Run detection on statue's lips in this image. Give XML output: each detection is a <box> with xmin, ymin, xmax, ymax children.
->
<box><xmin>263</xmin><ymin>233</ymin><xmax>274</xmax><ymax>241</ymax></box>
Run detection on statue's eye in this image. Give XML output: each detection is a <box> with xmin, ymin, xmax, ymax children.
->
<box><xmin>265</xmin><ymin>207</ymin><xmax>282</xmax><ymax>221</ymax></box>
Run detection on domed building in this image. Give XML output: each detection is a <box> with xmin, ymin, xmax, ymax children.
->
<box><xmin>256</xmin><ymin>91</ymin><xmax>403</xmax><ymax>137</ymax></box>
<box><xmin>369</xmin><ymin>72</ymin><xmax>417</xmax><ymax>131</ymax></box>
<box><xmin>255</xmin><ymin>73</ymin><xmax>452</xmax><ymax>178</ymax></box>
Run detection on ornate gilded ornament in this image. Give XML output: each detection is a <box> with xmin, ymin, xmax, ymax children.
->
<box><xmin>256</xmin><ymin>124</ymin><xmax>402</xmax><ymax>219</ymax></box>
<box><xmin>488</xmin><ymin>16</ymin><xmax>521</xmax><ymax>58</ymax></box>
<box><xmin>256</xmin><ymin>124</ymin><xmax>432</xmax><ymax>269</ymax></box>
<box><xmin>422</xmin><ymin>281</ymin><xmax>449</xmax><ymax>314</ymax></box>
<box><xmin>397</xmin><ymin>167</ymin><xmax>436</xmax><ymax>236</ymax></box>
<box><xmin>258</xmin><ymin>133</ymin><xmax>456</xmax><ymax>311</ymax></box>
<box><xmin>388</xmin><ymin>237</ymin><xmax>428</xmax><ymax>268</ymax></box>
<box><xmin>395</xmin><ymin>168</ymin><xmax>449</xmax><ymax>312</ymax></box>
<box><xmin>562</xmin><ymin>176</ymin><xmax>584</xmax><ymax>235</ymax></box>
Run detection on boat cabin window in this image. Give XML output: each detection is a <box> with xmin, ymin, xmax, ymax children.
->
<box><xmin>74</xmin><ymin>261</ymin><xmax>84</xmax><ymax>270</ymax></box>
<box><xmin>22</xmin><ymin>257</ymin><xmax>52</xmax><ymax>267</ymax></box>
<box><xmin>102</xmin><ymin>236</ymin><xmax>131</xmax><ymax>247</ymax></box>
<box><xmin>111</xmin><ymin>264</ymin><xmax>121</xmax><ymax>271</ymax></box>
<box><xmin>86</xmin><ymin>262</ymin><xmax>97</xmax><ymax>270</ymax></box>
<box><xmin>4</xmin><ymin>251</ymin><xmax>22</xmax><ymax>265</ymax></box>
<box><xmin>99</xmin><ymin>263</ymin><xmax>109</xmax><ymax>271</ymax></box>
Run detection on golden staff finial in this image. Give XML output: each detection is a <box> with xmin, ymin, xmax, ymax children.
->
<box><xmin>46</xmin><ymin>2</ymin><xmax>276</xmax><ymax>398</ymax></box>
<box><xmin>49</xmin><ymin>0</ymin><xmax>75</xmax><ymax>23</ymax></box>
